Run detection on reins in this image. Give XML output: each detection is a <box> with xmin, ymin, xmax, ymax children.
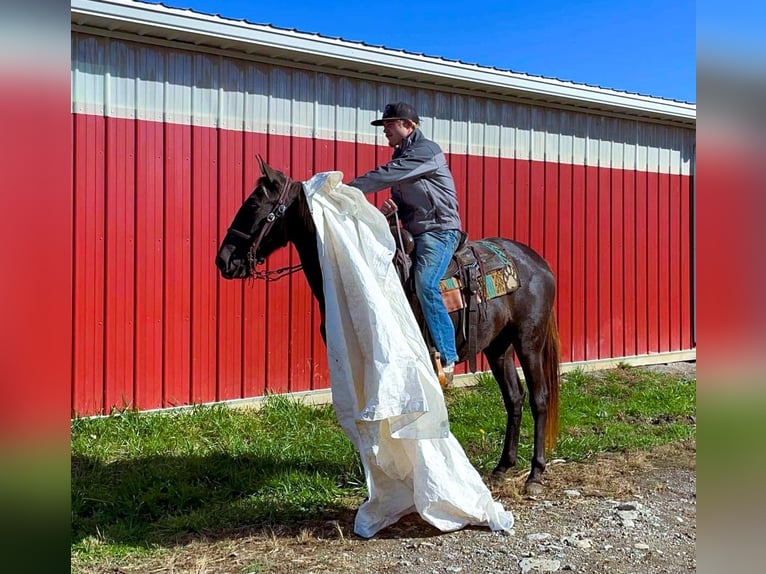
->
<box><xmin>249</xmin><ymin>262</ymin><xmax>302</xmax><ymax>281</ymax></box>
<box><xmin>392</xmin><ymin>210</ymin><xmax>406</xmax><ymax>252</ymax></box>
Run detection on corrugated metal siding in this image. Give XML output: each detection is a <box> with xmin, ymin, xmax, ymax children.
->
<box><xmin>71</xmin><ymin>34</ymin><xmax>695</xmax><ymax>416</ymax></box>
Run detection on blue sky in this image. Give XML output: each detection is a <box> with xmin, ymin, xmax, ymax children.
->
<box><xmin>142</xmin><ymin>0</ymin><xmax>696</xmax><ymax>103</ymax></box>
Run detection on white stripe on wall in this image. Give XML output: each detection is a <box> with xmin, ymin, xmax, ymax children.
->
<box><xmin>72</xmin><ymin>34</ymin><xmax>695</xmax><ymax>175</ymax></box>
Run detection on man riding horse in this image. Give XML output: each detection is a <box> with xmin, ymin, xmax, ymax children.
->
<box><xmin>215</xmin><ymin>118</ymin><xmax>560</xmax><ymax>497</ymax></box>
<box><xmin>349</xmin><ymin>102</ymin><xmax>462</xmax><ymax>386</ymax></box>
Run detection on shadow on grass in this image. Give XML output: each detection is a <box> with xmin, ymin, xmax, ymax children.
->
<box><xmin>72</xmin><ymin>452</ymin><xmax>508</xmax><ymax>548</ymax></box>
<box><xmin>71</xmin><ymin>451</ymin><xmax>362</xmax><ymax>548</ymax></box>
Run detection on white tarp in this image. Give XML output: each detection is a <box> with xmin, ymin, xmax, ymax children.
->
<box><xmin>303</xmin><ymin>171</ymin><xmax>514</xmax><ymax>538</ymax></box>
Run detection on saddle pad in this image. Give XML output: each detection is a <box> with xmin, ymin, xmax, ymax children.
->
<box><xmin>437</xmin><ymin>251</ymin><xmax>520</xmax><ymax>312</ymax></box>
<box><xmin>481</xmin><ymin>264</ymin><xmax>519</xmax><ymax>300</ymax></box>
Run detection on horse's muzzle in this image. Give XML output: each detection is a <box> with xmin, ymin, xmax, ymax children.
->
<box><xmin>220</xmin><ymin>260</ymin><xmax>250</xmax><ymax>279</ymax></box>
<box><xmin>215</xmin><ymin>245</ymin><xmax>250</xmax><ymax>279</ymax></box>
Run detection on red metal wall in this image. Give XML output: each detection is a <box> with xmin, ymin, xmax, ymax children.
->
<box><xmin>72</xmin><ymin>114</ymin><xmax>693</xmax><ymax>416</ymax></box>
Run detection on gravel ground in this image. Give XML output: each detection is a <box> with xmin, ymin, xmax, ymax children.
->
<box><xmin>87</xmin><ymin>362</ymin><xmax>696</xmax><ymax>574</ymax></box>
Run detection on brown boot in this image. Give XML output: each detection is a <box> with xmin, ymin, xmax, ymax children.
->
<box><xmin>433</xmin><ymin>352</ymin><xmax>447</xmax><ymax>388</ymax></box>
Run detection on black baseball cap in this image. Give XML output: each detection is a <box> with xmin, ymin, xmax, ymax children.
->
<box><xmin>370</xmin><ymin>102</ymin><xmax>420</xmax><ymax>126</ymax></box>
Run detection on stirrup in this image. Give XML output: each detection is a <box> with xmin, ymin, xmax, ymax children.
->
<box><xmin>443</xmin><ymin>363</ymin><xmax>455</xmax><ymax>388</ymax></box>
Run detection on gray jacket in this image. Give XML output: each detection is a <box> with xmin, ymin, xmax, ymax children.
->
<box><xmin>349</xmin><ymin>129</ymin><xmax>462</xmax><ymax>236</ymax></box>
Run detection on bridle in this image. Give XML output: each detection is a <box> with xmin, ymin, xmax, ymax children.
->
<box><xmin>227</xmin><ymin>175</ymin><xmax>304</xmax><ymax>280</ymax></box>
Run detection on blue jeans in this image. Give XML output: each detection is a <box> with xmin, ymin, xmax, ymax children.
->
<box><xmin>412</xmin><ymin>229</ymin><xmax>461</xmax><ymax>366</ymax></box>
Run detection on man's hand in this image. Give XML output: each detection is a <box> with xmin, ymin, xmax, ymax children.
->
<box><xmin>380</xmin><ymin>198</ymin><xmax>398</xmax><ymax>217</ymax></box>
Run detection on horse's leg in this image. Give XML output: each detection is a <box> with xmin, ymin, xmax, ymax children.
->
<box><xmin>486</xmin><ymin>346</ymin><xmax>525</xmax><ymax>476</ymax></box>
<box><xmin>515</xmin><ymin>344</ymin><xmax>549</xmax><ymax>495</ymax></box>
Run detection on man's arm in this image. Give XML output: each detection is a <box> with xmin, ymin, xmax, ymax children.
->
<box><xmin>349</xmin><ymin>147</ymin><xmax>439</xmax><ymax>193</ymax></box>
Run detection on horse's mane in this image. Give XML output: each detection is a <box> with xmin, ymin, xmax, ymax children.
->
<box><xmin>294</xmin><ymin>184</ymin><xmax>315</xmax><ymax>234</ymax></box>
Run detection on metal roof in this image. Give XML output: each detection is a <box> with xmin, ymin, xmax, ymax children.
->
<box><xmin>71</xmin><ymin>0</ymin><xmax>696</xmax><ymax>127</ymax></box>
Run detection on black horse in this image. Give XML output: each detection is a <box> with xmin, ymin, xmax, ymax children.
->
<box><xmin>216</xmin><ymin>158</ymin><xmax>560</xmax><ymax>494</ymax></box>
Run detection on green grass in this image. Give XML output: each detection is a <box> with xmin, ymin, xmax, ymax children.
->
<box><xmin>71</xmin><ymin>364</ymin><xmax>695</xmax><ymax>566</ymax></box>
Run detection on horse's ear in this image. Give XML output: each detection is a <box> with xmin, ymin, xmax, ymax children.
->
<box><xmin>258</xmin><ymin>157</ymin><xmax>281</xmax><ymax>186</ymax></box>
<box><xmin>256</xmin><ymin>155</ymin><xmax>267</xmax><ymax>175</ymax></box>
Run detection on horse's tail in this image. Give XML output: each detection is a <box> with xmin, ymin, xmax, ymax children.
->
<box><xmin>543</xmin><ymin>308</ymin><xmax>561</xmax><ymax>452</ymax></box>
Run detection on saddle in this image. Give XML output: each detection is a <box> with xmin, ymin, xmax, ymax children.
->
<box><xmin>390</xmin><ymin>225</ymin><xmax>520</xmax><ymax>374</ymax></box>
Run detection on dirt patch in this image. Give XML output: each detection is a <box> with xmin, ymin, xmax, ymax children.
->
<box><xmin>79</xmin><ymin>361</ymin><xmax>697</xmax><ymax>573</ymax></box>
<box><xmin>83</xmin><ymin>438</ymin><xmax>695</xmax><ymax>573</ymax></box>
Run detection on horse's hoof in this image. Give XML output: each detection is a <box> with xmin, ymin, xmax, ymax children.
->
<box><xmin>524</xmin><ymin>481</ymin><xmax>544</xmax><ymax>496</ymax></box>
<box><xmin>487</xmin><ymin>473</ymin><xmax>505</xmax><ymax>486</ymax></box>
<box><xmin>492</xmin><ymin>466</ymin><xmax>509</xmax><ymax>477</ymax></box>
